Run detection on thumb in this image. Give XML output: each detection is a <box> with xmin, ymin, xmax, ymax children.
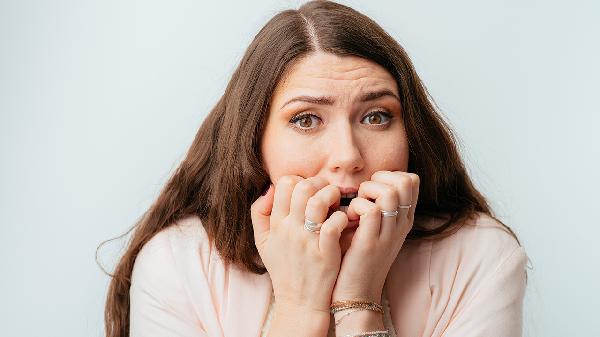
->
<box><xmin>250</xmin><ymin>184</ymin><xmax>274</xmax><ymax>244</ymax></box>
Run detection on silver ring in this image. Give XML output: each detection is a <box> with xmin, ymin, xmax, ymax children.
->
<box><xmin>381</xmin><ymin>204</ymin><xmax>412</xmax><ymax>217</ymax></box>
<box><xmin>381</xmin><ymin>209</ymin><xmax>399</xmax><ymax>217</ymax></box>
<box><xmin>304</xmin><ymin>218</ymin><xmax>322</xmax><ymax>233</ymax></box>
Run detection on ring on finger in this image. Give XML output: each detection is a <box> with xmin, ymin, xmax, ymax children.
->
<box><xmin>381</xmin><ymin>209</ymin><xmax>399</xmax><ymax>217</ymax></box>
<box><xmin>304</xmin><ymin>218</ymin><xmax>322</xmax><ymax>233</ymax></box>
<box><xmin>380</xmin><ymin>204</ymin><xmax>412</xmax><ymax>217</ymax></box>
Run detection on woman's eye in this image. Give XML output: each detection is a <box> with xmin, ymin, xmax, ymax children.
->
<box><xmin>361</xmin><ymin>111</ymin><xmax>392</xmax><ymax>125</ymax></box>
<box><xmin>290</xmin><ymin>113</ymin><xmax>321</xmax><ymax>130</ymax></box>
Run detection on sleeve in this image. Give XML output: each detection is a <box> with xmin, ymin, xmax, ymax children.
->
<box><xmin>129</xmin><ymin>237</ymin><xmax>208</xmax><ymax>337</ymax></box>
<box><xmin>441</xmin><ymin>245</ymin><xmax>529</xmax><ymax>337</ymax></box>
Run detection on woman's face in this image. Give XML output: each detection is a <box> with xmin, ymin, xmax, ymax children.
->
<box><xmin>261</xmin><ymin>52</ymin><xmax>409</xmax><ymax>252</ymax></box>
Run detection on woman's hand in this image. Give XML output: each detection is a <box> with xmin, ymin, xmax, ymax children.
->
<box><xmin>250</xmin><ymin>175</ymin><xmax>349</xmax><ymax>315</ymax></box>
<box><xmin>332</xmin><ymin>171</ymin><xmax>420</xmax><ymax>304</ymax></box>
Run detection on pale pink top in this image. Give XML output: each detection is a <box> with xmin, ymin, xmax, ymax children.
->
<box><xmin>129</xmin><ymin>212</ymin><xmax>528</xmax><ymax>337</ymax></box>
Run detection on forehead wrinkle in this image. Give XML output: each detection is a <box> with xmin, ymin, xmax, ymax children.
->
<box><xmin>271</xmin><ymin>53</ymin><xmax>398</xmax><ymax>110</ymax></box>
<box><xmin>283</xmin><ymin>68</ymin><xmax>396</xmax><ymax>93</ymax></box>
<box><xmin>280</xmin><ymin>78</ymin><xmax>397</xmax><ymax>107</ymax></box>
<box><xmin>294</xmin><ymin>64</ymin><xmax>389</xmax><ymax>82</ymax></box>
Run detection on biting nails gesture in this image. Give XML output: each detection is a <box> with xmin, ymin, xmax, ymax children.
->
<box><xmin>250</xmin><ymin>175</ymin><xmax>349</xmax><ymax>314</ymax></box>
<box><xmin>332</xmin><ymin>171</ymin><xmax>420</xmax><ymax>303</ymax></box>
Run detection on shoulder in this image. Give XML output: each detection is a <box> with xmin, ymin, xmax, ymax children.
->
<box><xmin>129</xmin><ymin>215</ymin><xmax>214</xmax><ymax>335</ymax></box>
<box><xmin>130</xmin><ymin>215</ymin><xmax>214</xmax><ymax>299</ymax></box>
<box><xmin>437</xmin><ymin>212</ymin><xmax>523</xmax><ymax>255</ymax></box>
<box><xmin>428</xmin><ymin>211</ymin><xmax>528</xmax><ymax>287</ymax></box>
<box><xmin>136</xmin><ymin>214</ymin><xmax>210</xmax><ymax>257</ymax></box>
<box><xmin>425</xmin><ymin>213</ymin><xmax>529</xmax><ymax>335</ymax></box>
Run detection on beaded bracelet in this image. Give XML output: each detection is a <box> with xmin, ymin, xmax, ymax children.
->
<box><xmin>340</xmin><ymin>330</ymin><xmax>390</xmax><ymax>337</ymax></box>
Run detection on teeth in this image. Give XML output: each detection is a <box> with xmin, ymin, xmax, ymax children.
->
<box><xmin>339</xmin><ymin>206</ymin><xmax>349</xmax><ymax>213</ymax></box>
<box><xmin>341</xmin><ymin>193</ymin><xmax>357</xmax><ymax>199</ymax></box>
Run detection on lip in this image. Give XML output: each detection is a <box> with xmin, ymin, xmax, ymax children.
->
<box><xmin>337</xmin><ymin>186</ymin><xmax>359</xmax><ymax>194</ymax></box>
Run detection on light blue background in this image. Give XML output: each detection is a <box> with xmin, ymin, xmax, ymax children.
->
<box><xmin>1</xmin><ymin>1</ymin><xmax>598</xmax><ymax>336</ymax></box>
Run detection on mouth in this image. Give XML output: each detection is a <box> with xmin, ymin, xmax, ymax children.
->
<box><xmin>327</xmin><ymin>192</ymin><xmax>360</xmax><ymax>229</ymax></box>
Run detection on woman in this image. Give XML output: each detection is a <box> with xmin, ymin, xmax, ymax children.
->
<box><xmin>103</xmin><ymin>1</ymin><xmax>529</xmax><ymax>336</ymax></box>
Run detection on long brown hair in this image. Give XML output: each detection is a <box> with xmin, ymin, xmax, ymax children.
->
<box><xmin>101</xmin><ymin>1</ymin><xmax>523</xmax><ymax>336</ymax></box>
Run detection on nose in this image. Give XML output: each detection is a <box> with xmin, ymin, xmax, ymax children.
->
<box><xmin>326</xmin><ymin>122</ymin><xmax>364</xmax><ymax>174</ymax></box>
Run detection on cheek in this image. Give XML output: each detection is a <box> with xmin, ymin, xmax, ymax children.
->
<box><xmin>359</xmin><ymin>125</ymin><xmax>408</xmax><ymax>166</ymax></box>
<box><xmin>262</xmin><ymin>137</ymin><xmax>322</xmax><ymax>181</ymax></box>
<box><xmin>363</xmin><ymin>141</ymin><xmax>409</xmax><ymax>172</ymax></box>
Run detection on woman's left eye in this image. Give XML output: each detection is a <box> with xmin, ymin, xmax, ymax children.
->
<box><xmin>361</xmin><ymin>111</ymin><xmax>392</xmax><ymax>125</ymax></box>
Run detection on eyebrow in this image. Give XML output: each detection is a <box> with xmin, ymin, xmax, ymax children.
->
<box><xmin>279</xmin><ymin>89</ymin><xmax>401</xmax><ymax>110</ymax></box>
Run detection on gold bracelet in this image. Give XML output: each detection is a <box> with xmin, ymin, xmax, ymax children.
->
<box><xmin>330</xmin><ymin>300</ymin><xmax>383</xmax><ymax>315</ymax></box>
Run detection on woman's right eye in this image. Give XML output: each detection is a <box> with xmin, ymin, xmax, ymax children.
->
<box><xmin>289</xmin><ymin>113</ymin><xmax>321</xmax><ymax>131</ymax></box>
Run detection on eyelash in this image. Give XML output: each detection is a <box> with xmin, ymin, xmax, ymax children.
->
<box><xmin>289</xmin><ymin>110</ymin><xmax>393</xmax><ymax>133</ymax></box>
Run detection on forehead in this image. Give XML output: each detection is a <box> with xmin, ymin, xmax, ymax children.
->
<box><xmin>272</xmin><ymin>52</ymin><xmax>398</xmax><ymax>103</ymax></box>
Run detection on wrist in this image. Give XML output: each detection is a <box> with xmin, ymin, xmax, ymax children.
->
<box><xmin>271</xmin><ymin>302</ymin><xmax>330</xmax><ymax>336</ymax></box>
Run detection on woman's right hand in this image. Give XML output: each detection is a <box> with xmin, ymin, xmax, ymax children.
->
<box><xmin>250</xmin><ymin>175</ymin><xmax>348</xmax><ymax>315</ymax></box>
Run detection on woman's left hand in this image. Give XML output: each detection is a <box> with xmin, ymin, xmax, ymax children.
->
<box><xmin>331</xmin><ymin>170</ymin><xmax>420</xmax><ymax>304</ymax></box>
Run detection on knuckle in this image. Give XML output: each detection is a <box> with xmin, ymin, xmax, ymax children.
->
<box><xmin>371</xmin><ymin>170</ymin><xmax>388</xmax><ymax>180</ymax></box>
<box><xmin>309</xmin><ymin>176</ymin><xmax>327</xmax><ymax>185</ymax></box>
<box><xmin>368</xmin><ymin>204</ymin><xmax>381</xmax><ymax>215</ymax></box>
<box><xmin>370</xmin><ymin>170</ymin><xmax>382</xmax><ymax>180</ymax></box>
<box><xmin>382</xmin><ymin>186</ymin><xmax>397</xmax><ymax>199</ymax></box>
<box><xmin>295</xmin><ymin>180</ymin><xmax>315</xmax><ymax>195</ymax></box>
<box><xmin>329</xmin><ymin>211</ymin><xmax>347</xmax><ymax>225</ymax></box>
<box><xmin>326</xmin><ymin>184</ymin><xmax>341</xmax><ymax>197</ymax></box>
<box><xmin>348</xmin><ymin>198</ymin><xmax>364</xmax><ymax>211</ymax></box>
<box><xmin>278</xmin><ymin>175</ymin><xmax>297</xmax><ymax>188</ymax></box>
<box><xmin>359</xmin><ymin>181</ymin><xmax>369</xmax><ymax>190</ymax></box>
<box><xmin>333</xmin><ymin>210</ymin><xmax>347</xmax><ymax>219</ymax></box>
<box><xmin>321</xmin><ymin>225</ymin><xmax>339</xmax><ymax>237</ymax></box>
<box><xmin>307</xmin><ymin>197</ymin><xmax>326</xmax><ymax>210</ymax></box>
<box><xmin>397</xmin><ymin>176</ymin><xmax>412</xmax><ymax>190</ymax></box>
<box><xmin>409</xmin><ymin>173</ymin><xmax>420</xmax><ymax>184</ymax></box>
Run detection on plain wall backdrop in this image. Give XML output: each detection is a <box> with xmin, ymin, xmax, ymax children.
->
<box><xmin>1</xmin><ymin>0</ymin><xmax>598</xmax><ymax>336</ymax></box>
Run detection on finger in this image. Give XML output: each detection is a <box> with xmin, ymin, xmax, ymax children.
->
<box><xmin>304</xmin><ymin>184</ymin><xmax>341</xmax><ymax>225</ymax></box>
<box><xmin>270</xmin><ymin>175</ymin><xmax>303</xmax><ymax>224</ymax></box>
<box><xmin>357</xmin><ymin>180</ymin><xmax>400</xmax><ymax>212</ymax></box>
<box><xmin>406</xmin><ymin>173</ymin><xmax>420</xmax><ymax>221</ymax></box>
<box><xmin>371</xmin><ymin>171</ymin><xmax>415</xmax><ymax>217</ymax></box>
<box><xmin>347</xmin><ymin>197</ymin><xmax>381</xmax><ymax>241</ymax></box>
<box><xmin>288</xmin><ymin>176</ymin><xmax>329</xmax><ymax>222</ymax></box>
<box><xmin>250</xmin><ymin>184</ymin><xmax>274</xmax><ymax>247</ymax></box>
<box><xmin>318</xmin><ymin>210</ymin><xmax>347</xmax><ymax>254</ymax></box>
<box><xmin>370</xmin><ymin>171</ymin><xmax>416</xmax><ymax>239</ymax></box>
<box><xmin>356</xmin><ymin>180</ymin><xmax>399</xmax><ymax>238</ymax></box>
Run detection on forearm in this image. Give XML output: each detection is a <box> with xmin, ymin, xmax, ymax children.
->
<box><xmin>334</xmin><ymin>310</ymin><xmax>385</xmax><ymax>337</ymax></box>
<box><xmin>267</xmin><ymin>305</ymin><xmax>331</xmax><ymax>337</ymax></box>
